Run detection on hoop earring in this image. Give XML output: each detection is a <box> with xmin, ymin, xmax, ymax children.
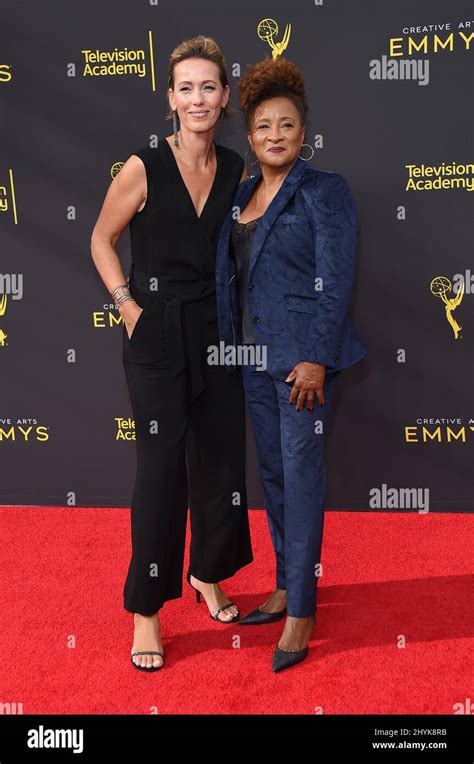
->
<box><xmin>298</xmin><ymin>143</ymin><xmax>314</xmax><ymax>161</ymax></box>
<box><xmin>173</xmin><ymin>110</ymin><xmax>179</xmax><ymax>147</ymax></box>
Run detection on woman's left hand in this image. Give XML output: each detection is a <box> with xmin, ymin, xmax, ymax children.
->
<box><xmin>285</xmin><ymin>362</ymin><xmax>326</xmax><ymax>411</ymax></box>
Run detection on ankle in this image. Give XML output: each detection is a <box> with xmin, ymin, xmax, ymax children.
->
<box><xmin>134</xmin><ymin>611</ymin><xmax>159</xmax><ymax>622</ymax></box>
<box><xmin>191</xmin><ymin>575</ymin><xmax>218</xmax><ymax>591</ymax></box>
<box><xmin>284</xmin><ymin>615</ymin><xmax>315</xmax><ymax>631</ymax></box>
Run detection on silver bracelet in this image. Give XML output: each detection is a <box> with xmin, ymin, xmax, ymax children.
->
<box><xmin>116</xmin><ymin>294</ymin><xmax>134</xmax><ymax>307</ymax></box>
<box><xmin>112</xmin><ymin>284</ymin><xmax>134</xmax><ymax>305</ymax></box>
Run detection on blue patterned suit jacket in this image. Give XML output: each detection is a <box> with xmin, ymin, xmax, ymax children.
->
<box><xmin>215</xmin><ymin>156</ymin><xmax>367</xmax><ymax>378</ymax></box>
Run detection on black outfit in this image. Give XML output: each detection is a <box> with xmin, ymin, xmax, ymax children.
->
<box><xmin>229</xmin><ymin>216</ymin><xmax>262</xmax><ymax>344</ymax></box>
<box><xmin>122</xmin><ymin>137</ymin><xmax>253</xmax><ymax>616</ymax></box>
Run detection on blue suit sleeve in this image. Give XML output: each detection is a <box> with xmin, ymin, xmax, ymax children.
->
<box><xmin>303</xmin><ymin>173</ymin><xmax>359</xmax><ymax>369</ymax></box>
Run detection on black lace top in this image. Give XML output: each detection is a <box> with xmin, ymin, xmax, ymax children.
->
<box><xmin>229</xmin><ymin>216</ymin><xmax>263</xmax><ymax>344</ymax></box>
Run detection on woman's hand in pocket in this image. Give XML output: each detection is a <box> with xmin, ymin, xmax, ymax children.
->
<box><xmin>119</xmin><ymin>300</ymin><xmax>144</xmax><ymax>340</ymax></box>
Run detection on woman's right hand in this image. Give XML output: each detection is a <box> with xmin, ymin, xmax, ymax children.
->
<box><xmin>119</xmin><ymin>300</ymin><xmax>144</xmax><ymax>340</ymax></box>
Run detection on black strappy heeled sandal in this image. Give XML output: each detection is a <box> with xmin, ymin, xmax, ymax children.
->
<box><xmin>130</xmin><ymin>650</ymin><xmax>164</xmax><ymax>672</ymax></box>
<box><xmin>186</xmin><ymin>570</ymin><xmax>240</xmax><ymax>623</ymax></box>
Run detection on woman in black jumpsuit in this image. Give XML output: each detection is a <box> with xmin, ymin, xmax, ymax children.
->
<box><xmin>122</xmin><ymin>136</ymin><xmax>253</xmax><ymax>622</ymax></box>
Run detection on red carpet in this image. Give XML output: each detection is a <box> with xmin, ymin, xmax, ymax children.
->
<box><xmin>0</xmin><ymin>506</ymin><xmax>471</xmax><ymax>714</ymax></box>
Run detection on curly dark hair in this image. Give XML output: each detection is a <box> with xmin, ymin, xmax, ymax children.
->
<box><xmin>237</xmin><ymin>57</ymin><xmax>309</xmax><ymax>129</ymax></box>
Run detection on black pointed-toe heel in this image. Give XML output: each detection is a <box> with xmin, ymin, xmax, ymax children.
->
<box><xmin>272</xmin><ymin>645</ymin><xmax>308</xmax><ymax>673</ymax></box>
<box><xmin>271</xmin><ymin>615</ymin><xmax>315</xmax><ymax>673</ymax></box>
<box><xmin>239</xmin><ymin>607</ymin><xmax>287</xmax><ymax>625</ymax></box>
<box><xmin>186</xmin><ymin>570</ymin><xmax>240</xmax><ymax>623</ymax></box>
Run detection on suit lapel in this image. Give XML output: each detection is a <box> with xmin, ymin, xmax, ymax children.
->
<box><xmin>218</xmin><ymin>157</ymin><xmax>309</xmax><ymax>283</ymax></box>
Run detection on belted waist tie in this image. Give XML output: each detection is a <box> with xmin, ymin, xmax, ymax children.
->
<box><xmin>127</xmin><ymin>263</ymin><xmax>217</xmax><ymax>402</ymax></box>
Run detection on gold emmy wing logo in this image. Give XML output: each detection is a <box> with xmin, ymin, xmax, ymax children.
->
<box><xmin>0</xmin><ymin>292</ymin><xmax>7</xmax><ymax>346</ymax></box>
<box><xmin>430</xmin><ymin>276</ymin><xmax>464</xmax><ymax>339</ymax></box>
<box><xmin>257</xmin><ymin>18</ymin><xmax>291</xmax><ymax>59</ymax></box>
<box><xmin>111</xmin><ymin>162</ymin><xmax>124</xmax><ymax>179</ymax></box>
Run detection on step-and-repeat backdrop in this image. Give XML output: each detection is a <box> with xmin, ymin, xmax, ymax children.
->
<box><xmin>1</xmin><ymin>0</ymin><xmax>472</xmax><ymax>512</ymax></box>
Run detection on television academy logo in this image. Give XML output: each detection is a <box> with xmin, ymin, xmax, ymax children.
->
<box><xmin>72</xmin><ymin>32</ymin><xmax>157</xmax><ymax>90</ymax></box>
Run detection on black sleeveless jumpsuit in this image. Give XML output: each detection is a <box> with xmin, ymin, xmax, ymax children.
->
<box><xmin>122</xmin><ymin>137</ymin><xmax>253</xmax><ymax>616</ymax></box>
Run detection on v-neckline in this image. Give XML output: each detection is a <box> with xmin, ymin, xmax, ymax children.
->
<box><xmin>162</xmin><ymin>137</ymin><xmax>221</xmax><ymax>222</ymax></box>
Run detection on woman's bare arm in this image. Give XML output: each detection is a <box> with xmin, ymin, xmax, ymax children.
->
<box><xmin>90</xmin><ymin>154</ymin><xmax>147</xmax><ymax>334</ymax></box>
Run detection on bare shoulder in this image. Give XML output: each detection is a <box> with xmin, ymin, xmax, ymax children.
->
<box><xmin>91</xmin><ymin>151</ymin><xmax>148</xmax><ymax>242</ymax></box>
<box><xmin>113</xmin><ymin>152</ymin><xmax>149</xmax><ymax>211</ymax></box>
<box><xmin>117</xmin><ymin>154</ymin><xmax>146</xmax><ymax>187</ymax></box>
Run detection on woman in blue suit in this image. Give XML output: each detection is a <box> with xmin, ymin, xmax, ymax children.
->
<box><xmin>215</xmin><ymin>58</ymin><xmax>367</xmax><ymax>672</ymax></box>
